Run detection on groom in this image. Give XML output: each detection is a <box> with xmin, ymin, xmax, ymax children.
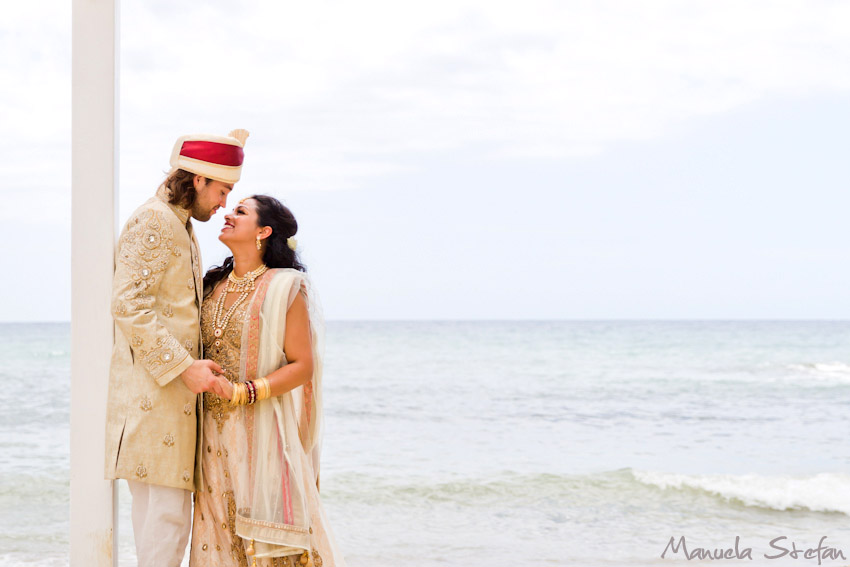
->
<box><xmin>104</xmin><ymin>129</ymin><xmax>249</xmax><ymax>567</ymax></box>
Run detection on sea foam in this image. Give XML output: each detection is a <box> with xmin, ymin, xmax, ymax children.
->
<box><xmin>632</xmin><ymin>469</ymin><xmax>850</xmax><ymax>515</ymax></box>
<box><xmin>785</xmin><ymin>361</ymin><xmax>850</xmax><ymax>382</ymax></box>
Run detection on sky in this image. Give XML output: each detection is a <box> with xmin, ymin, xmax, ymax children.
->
<box><xmin>2</xmin><ymin>0</ymin><xmax>850</xmax><ymax>321</ymax></box>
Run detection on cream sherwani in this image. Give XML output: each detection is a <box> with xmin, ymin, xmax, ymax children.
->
<box><xmin>104</xmin><ymin>186</ymin><xmax>204</xmax><ymax>491</ymax></box>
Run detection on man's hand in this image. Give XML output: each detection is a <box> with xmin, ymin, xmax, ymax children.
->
<box><xmin>179</xmin><ymin>359</ymin><xmax>224</xmax><ymax>394</ymax></box>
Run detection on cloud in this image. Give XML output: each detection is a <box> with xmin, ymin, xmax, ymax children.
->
<box><xmin>6</xmin><ymin>0</ymin><xmax>846</xmax><ymax>214</ymax></box>
<box><xmin>4</xmin><ymin>0</ymin><xmax>850</xmax><ymax>320</ymax></box>
<box><xmin>0</xmin><ymin>1</ymin><xmax>69</xmax><ymax>139</ymax></box>
<box><xmin>0</xmin><ymin>0</ymin><xmax>70</xmax><ymax>223</ymax></box>
<box><xmin>106</xmin><ymin>0</ymin><xmax>850</xmax><ymax>195</ymax></box>
<box><xmin>6</xmin><ymin>1</ymin><xmax>850</xmax><ymax>187</ymax></box>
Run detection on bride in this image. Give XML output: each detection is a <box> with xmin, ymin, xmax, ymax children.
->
<box><xmin>190</xmin><ymin>195</ymin><xmax>344</xmax><ymax>567</ymax></box>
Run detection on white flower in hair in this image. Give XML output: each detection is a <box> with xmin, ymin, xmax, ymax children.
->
<box><xmin>286</xmin><ymin>237</ymin><xmax>297</xmax><ymax>251</ymax></box>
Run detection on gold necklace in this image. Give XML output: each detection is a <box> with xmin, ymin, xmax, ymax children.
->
<box><xmin>211</xmin><ymin>264</ymin><xmax>269</xmax><ymax>347</ymax></box>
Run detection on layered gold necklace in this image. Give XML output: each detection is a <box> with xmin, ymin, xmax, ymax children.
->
<box><xmin>212</xmin><ymin>264</ymin><xmax>269</xmax><ymax>348</ymax></box>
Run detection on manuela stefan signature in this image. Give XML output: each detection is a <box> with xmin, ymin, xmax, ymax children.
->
<box><xmin>661</xmin><ymin>536</ymin><xmax>845</xmax><ymax>564</ymax></box>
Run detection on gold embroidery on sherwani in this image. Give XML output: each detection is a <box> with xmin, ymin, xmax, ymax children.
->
<box><xmin>118</xmin><ymin>209</ymin><xmax>174</xmax><ymax>295</ymax></box>
<box><xmin>114</xmin><ymin>208</ymin><xmax>192</xmax><ymax>381</ymax></box>
<box><xmin>142</xmin><ymin>333</ymin><xmax>184</xmax><ymax>376</ymax></box>
<box><xmin>105</xmin><ymin>191</ymin><xmax>200</xmax><ymax>490</ymax></box>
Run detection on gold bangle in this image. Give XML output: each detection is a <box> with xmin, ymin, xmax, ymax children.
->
<box><xmin>254</xmin><ymin>377</ymin><xmax>263</xmax><ymax>401</ymax></box>
<box><xmin>256</xmin><ymin>377</ymin><xmax>271</xmax><ymax>401</ymax></box>
<box><xmin>230</xmin><ymin>383</ymin><xmax>247</xmax><ymax>406</ymax></box>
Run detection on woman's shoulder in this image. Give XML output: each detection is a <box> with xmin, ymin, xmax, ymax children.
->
<box><xmin>269</xmin><ymin>267</ymin><xmax>304</xmax><ymax>276</ymax></box>
<box><xmin>267</xmin><ymin>267</ymin><xmax>306</xmax><ymax>282</ymax></box>
<box><xmin>265</xmin><ymin>268</ymin><xmax>310</xmax><ymax>294</ymax></box>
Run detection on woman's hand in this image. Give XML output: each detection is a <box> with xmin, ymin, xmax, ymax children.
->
<box><xmin>210</xmin><ymin>373</ymin><xmax>234</xmax><ymax>400</ymax></box>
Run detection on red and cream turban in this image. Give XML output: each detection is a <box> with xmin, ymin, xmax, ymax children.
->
<box><xmin>169</xmin><ymin>129</ymin><xmax>250</xmax><ymax>184</ymax></box>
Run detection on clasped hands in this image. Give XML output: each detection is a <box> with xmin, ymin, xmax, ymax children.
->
<box><xmin>179</xmin><ymin>359</ymin><xmax>234</xmax><ymax>400</ymax></box>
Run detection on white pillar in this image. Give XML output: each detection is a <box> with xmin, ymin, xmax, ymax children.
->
<box><xmin>71</xmin><ymin>0</ymin><xmax>119</xmax><ymax>565</ymax></box>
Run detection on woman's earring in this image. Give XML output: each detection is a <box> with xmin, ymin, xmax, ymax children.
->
<box><xmin>256</xmin><ymin>236</ymin><xmax>262</xmax><ymax>251</ymax></box>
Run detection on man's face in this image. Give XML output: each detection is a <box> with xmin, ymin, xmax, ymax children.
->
<box><xmin>191</xmin><ymin>177</ymin><xmax>233</xmax><ymax>221</ymax></box>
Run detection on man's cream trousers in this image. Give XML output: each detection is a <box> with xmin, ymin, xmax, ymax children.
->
<box><xmin>127</xmin><ymin>480</ymin><xmax>192</xmax><ymax>567</ymax></box>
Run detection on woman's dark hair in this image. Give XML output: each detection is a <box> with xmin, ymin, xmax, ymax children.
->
<box><xmin>203</xmin><ymin>195</ymin><xmax>306</xmax><ymax>293</ymax></box>
<box><xmin>164</xmin><ymin>169</ymin><xmax>211</xmax><ymax>209</ymax></box>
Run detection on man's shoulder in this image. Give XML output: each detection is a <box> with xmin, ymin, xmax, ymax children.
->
<box><xmin>122</xmin><ymin>195</ymin><xmax>183</xmax><ymax>230</ymax></box>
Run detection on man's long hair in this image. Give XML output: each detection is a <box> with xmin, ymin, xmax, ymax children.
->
<box><xmin>165</xmin><ymin>169</ymin><xmax>210</xmax><ymax>209</ymax></box>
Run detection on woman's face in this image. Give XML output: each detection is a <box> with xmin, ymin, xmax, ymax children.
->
<box><xmin>219</xmin><ymin>198</ymin><xmax>263</xmax><ymax>247</ymax></box>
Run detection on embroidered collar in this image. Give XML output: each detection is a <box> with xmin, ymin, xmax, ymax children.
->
<box><xmin>155</xmin><ymin>184</ymin><xmax>192</xmax><ymax>225</ymax></box>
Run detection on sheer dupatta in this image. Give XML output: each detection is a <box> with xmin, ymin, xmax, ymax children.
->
<box><xmin>233</xmin><ymin>269</ymin><xmax>341</xmax><ymax>564</ymax></box>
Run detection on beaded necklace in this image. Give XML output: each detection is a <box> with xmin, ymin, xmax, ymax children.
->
<box><xmin>211</xmin><ymin>264</ymin><xmax>269</xmax><ymax>348</ymax></box>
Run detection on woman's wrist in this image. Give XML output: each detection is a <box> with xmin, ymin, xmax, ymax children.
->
<box><xmin>255</xmin><ymin>377</ymin><xmax>271</xmax><ymax>401</ymax></box>
<box><xmin>229</xmin><ymin>377</ymin><xmax>271</xmax><ymax>406</ymax></box>
<box><xmin>229</xmin><ymin>382</ymin><xmax>247</xmax><ymax>405</ymax></box>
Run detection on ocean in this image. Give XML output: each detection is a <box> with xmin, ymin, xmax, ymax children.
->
<box><xmin>2</xmin><ymin>321</ymin><xmax>850</xmax><ymax>566</ymax></box>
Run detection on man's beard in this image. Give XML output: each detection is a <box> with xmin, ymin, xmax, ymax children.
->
<box><xmin>191</xmin><ymin>202</ymin><xmax>214</xmax><ymax>222</ymax></box>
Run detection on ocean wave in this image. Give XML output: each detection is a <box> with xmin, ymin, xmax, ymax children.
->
<box><xmin>632</xmin><ymin>469</ymin><xmax>850</xmax><ymax>515</ymax></box>
<box><xmin>0</xmin><ymin>553</ymin><xmax>68</xmax><ymax>567</ymax></box>
<box><xmin>321</xmin><ymin>468</ymin><xmax>850</xmax><ymax>516</ymax></box>
<box><xmin>321</xmin><ymin>471</ymin><xmax>583</xmax><ymax>505</ymax></box>
<box><xmin>784</xmin><ymin>362</ymin><xmax>850</xmax><ymax>382</ymax></box>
